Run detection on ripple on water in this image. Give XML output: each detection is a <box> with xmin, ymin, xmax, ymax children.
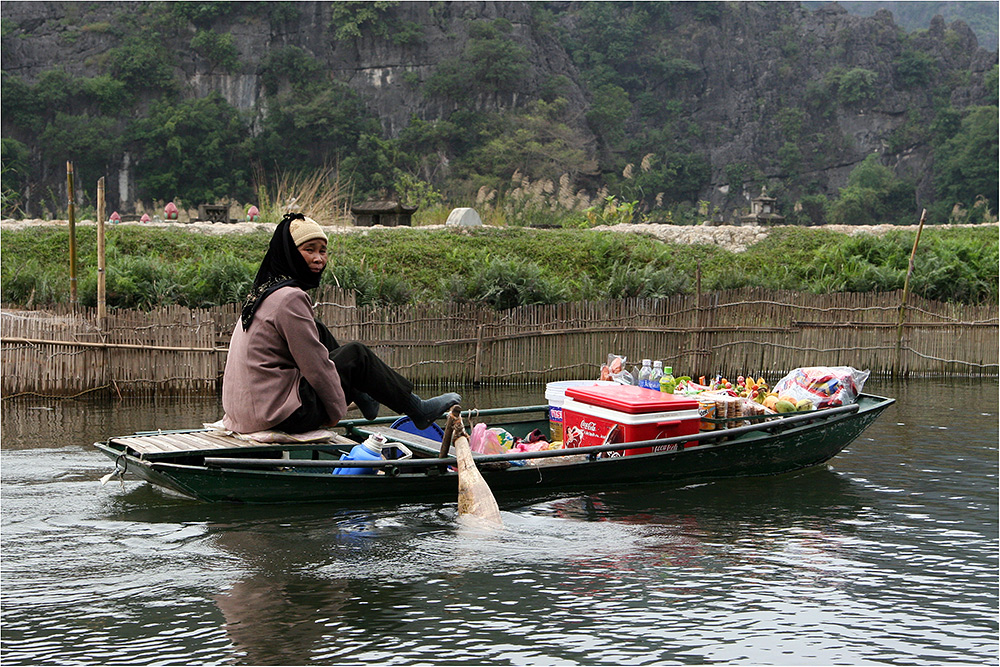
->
<box><xmin>2</xmin><ymin>380</ymin><xmax>998</xmax><ymax>665</ymax></box>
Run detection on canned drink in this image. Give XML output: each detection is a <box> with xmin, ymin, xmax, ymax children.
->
<box><xmin>698</xmin><ymin>398</ymin><xmax>717</xmax><ymax>431</ymax></box>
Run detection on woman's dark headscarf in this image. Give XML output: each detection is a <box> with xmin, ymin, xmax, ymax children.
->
<box><xmin>240</xmin><ymin>213</ymin><xmax>323</xmax><ymax>330</ymax></box>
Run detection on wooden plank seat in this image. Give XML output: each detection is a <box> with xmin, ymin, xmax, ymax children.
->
<box><xmin>111</xmin><ymin>425</ymin><xmax>465</xmax><ymax>460</ymax></box>
<box><xmin>110</xmin><ymin>429</ymin><xmax>356</xmax><ymax>457</ymax></box>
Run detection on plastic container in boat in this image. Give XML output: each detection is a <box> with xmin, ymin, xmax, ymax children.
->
<box><xmin>562</xmin><ymin>384</ymin><xmax>700</xmax><ymax>455</ymax></box>
<box><xmin>335</xmin><ymin>433</ymin><xmax>386</xmax><ymax>475</ymax></box>
<box><xmin>544</xmin><ymin>380</ymin><xmax>615</xmax><ymax>441</ymax></box>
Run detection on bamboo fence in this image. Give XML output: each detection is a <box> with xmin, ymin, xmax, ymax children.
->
<box><xmin>2</xmin><ymin>286</ymin><xmax>997</xmax><ymax>398</ymax></box>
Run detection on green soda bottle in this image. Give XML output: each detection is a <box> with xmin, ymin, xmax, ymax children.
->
<box><xmin>659</xmin><ymin>366</ymin><xmax>676</xmax><ymax>394</ymax></box>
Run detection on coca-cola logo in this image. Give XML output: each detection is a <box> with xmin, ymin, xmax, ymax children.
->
<box><xmin>580</xmin><ymin>420</ymin><xmax>598</xmax><ymax>433</ymax></box>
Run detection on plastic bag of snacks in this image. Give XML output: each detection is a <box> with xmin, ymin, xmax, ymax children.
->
<box><xmin>772</xmin><ymin>366</ymin><xmax>870</xmax><ymax>409</ymax></box>
<box><xmin>600</xmin><ymin>353</ymin><xmax>635</xmax><ymax>385</ymax></box>
<box><xmin>489</xmin><ymin>427</ymin><xmax>515</xmax><ymax>451</ymax></box>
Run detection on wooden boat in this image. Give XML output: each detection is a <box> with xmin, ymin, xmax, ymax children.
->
<box><xmin>93</xmin><ymin>394</ymin><xmax>894</xmax><ymax>504</ymax></box>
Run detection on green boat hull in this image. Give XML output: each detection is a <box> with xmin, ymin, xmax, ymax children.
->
<box><xmin>94</xmin><ymin>394</ymin><xmax>894</xmax><ymax>504</ymax></box>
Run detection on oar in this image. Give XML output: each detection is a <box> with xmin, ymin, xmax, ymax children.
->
<box><xmin>444</xmin><ymin>405</ymin><xmax>503</xmax><ymax>528</ymax></box>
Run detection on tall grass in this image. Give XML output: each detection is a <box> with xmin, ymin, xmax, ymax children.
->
<box><xmin>474</xmin><ymin>172</ymin><xmax>595</xmax><ymax>227</ymax></box>
<box><xmin>252</xmin><ymin>162</ymin><xmax>354</xmax><ymax>224</ymax></box>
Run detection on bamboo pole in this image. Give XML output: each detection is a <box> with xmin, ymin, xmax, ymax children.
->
<box><xmin>0</xmin><ymin>337</ymin><xmax>220</xmax><ymax>352</ymax></box>
<box><xmin>97</xmin><ymin>177</ymin><xmax>107</xmax><ymax>328</ymax></box>
<box><xmin>894</xmin><ymin>209</ymin><xmax>927</xmax><ymax>377</ymax></box>
<box><xmin>66</xmin><ymin>162</ymin><xmax>77</xmax><ymax>308</ymax></box>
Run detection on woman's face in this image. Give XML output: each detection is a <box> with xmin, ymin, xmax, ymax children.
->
<box><xmin>298</xmin><ymin>239</ymin><xmax>328</xmax><ymax>274</ymax></box>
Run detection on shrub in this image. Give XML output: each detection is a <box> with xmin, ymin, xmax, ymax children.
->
<box><xmin>442</xmin><ymin>257</ymin><xmax>567</xmax><ymax>310</ymax></box>
<box><xmin>38</xmin><ymin>112</ymin><xmax>121</xmax><ymax>191</ymax></box>
<box><xmin>895</xmin><ymin>50</ymin><xmax>937</xmax><ymax>88</ymax></box>
<box><xmin>253</xmin><ymin>85</ymin><xmax>381</xmax><ymax>180</ymax></box>
<box><xmin>107</xmin><ymin>36</ymin><xmax>177</xmax><ymax>91</ymax></box>
<box><xmin>788</xmin><ymin>194</ymin><xmax>829</xmax><ymax>226</ymax></box>
<box><xmin>171</xmin><ymin>2</ymin><xmax>238</xmax><ymax>25</ymax></box>
<box><xmin>185</xmin><ymin>254</ymin><xmax>256</xmax><ymax>306</ymax></box>
<box><xmin>1</xmin><ymin>258</ymin><xmax>66</xmax><ymax>306</ymax></box>
<box><xmin>329</xmin><ymin>0</ymin><xmax>393</xmax><ymax>41</ymax></box>
<box><xmin>190</xmin><ymin>31</ymin><xmax>239</xmax><ymax>72</ymax></box>
<box><xmin>835</xmin><ymin>67</ymin><xmax>878</xmax><ymax>106</ymax></box>
<box><xmin>258</xmin><ymin>46</ymin><xmax>325</xmax><ymax>95</ymax></box>
<box><xmin>604</xmin><ymin>263</ymin><xmax>689</xmax><ymax>299</ymax></box>
<box><xmin>586</xmin><ymin>83</ymin><xmax>631</xmax><ymax>144</ymax></box>
<box><xmin>829</xmin><ymin>154</ymin><xmax>916</xmax><ymax>225</ymax></box>
<box><xmin>324</xmin><ymin>262</ymin><xmax>414</xmax><ymax>307</ymax></box>
<box><xmin>80</xmin><ymin>75</ymin><xmax>130</xmax><ymax>113</ymax></box>
<box><xmin>823</xmin><ymin>67</ymin><xmax>878</xmax><ymax>108</ymax></box>
<box><xmin>101</xmin><ymin>254</ymin><xmax>181</xmax><ymax>309</ymax></box>
<box><xmin>777</xmin><ymin>142</ymin><xmax>803</xmax><ymax>177</ymax></box>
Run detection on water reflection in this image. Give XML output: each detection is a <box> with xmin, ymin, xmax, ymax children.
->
<box><xmin>212</xmin><ymin>525</ymin><xmax>356</xmax><ymax>666</ymax></box>
<box><xmin>539</xmin><ymin>466</ymin><xmax>866</xmax><ymax>524</ymax></box>
<box><xmin>525</xmin><ymin>468</ymin><xmax>873</xmax><ymax>580</ymax></box>
<box><xmin>2</xmin><ymin>378</ymin><xmax>996</xmax><ymax>665</ymax></box>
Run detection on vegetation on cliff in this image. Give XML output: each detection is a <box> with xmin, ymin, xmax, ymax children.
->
<box><xmin>1</xmin><ymin>1</ymin><xmax>996</xmax><ymax>228</ymax></box>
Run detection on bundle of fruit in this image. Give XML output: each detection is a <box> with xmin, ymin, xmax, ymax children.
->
<box><xmin>764</xmin><ymin>394</ymin><xmax>814</xmax><ymax>413</ymax></box>
<box><xmin>701</xmin><ymin>375</ymin><xmax>775</xmax><ymax>404</ymax></box>
<box><xmin>689</xmin><ymin>374</ymin><xmax>810</xmax><ymax>425</ymax></box>
<box><xmin>685</xmin><ymin>367</ymin><xmax>869</xmax><ymax>429</ymax></box>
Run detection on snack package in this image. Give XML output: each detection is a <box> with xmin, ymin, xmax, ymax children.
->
<box><xmin>599</xmin><ymin>353</ymin><xmax>624</xmax><ymax>380</ymax></box>
<box><xmin>489</xmin><ymin>427</ymin><xmax>515</xmax><ymax>451</ymax></box>
<box><xmin>600</xmin><ymin>353</ymin><xmax>636</xmax><ymax>385</ymax></box>
<box><xmin>772</xmin><ymin>366</ymin><xmax>870</xmax><ymax>408</ymax></box>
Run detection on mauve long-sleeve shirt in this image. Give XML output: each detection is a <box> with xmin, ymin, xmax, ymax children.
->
<box><xmin>222</xmin><ymin>286</ymin><xmax>348</xmax><ymax>433</ymax></box>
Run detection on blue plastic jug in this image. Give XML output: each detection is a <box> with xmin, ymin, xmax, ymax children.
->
<box><xmin>335</xmin><ymin>434</ymin><xmax>385</xmax><ymax>475</ymax></box>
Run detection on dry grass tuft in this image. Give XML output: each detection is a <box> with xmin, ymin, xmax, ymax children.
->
<box><xmin>253</xmin><ymin>163</ymin><xmax>354</xmax><ymax>225</ymax></box>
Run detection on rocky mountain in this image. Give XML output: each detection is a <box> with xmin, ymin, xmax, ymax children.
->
<box><xmin>824</xmin><ymin>1</ymin><xmax>998</xmax><ymax>50</ymax></box>
<box><xmin>1</xmin><ymin>1</ymin><xmax>995</xmax><ymax>221</ymax></box>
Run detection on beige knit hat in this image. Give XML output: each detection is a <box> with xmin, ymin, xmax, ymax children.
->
<box><xmin>289</xmin><ymin>216</ymin><xmax>327</xmax><ymax>246</ymax></box>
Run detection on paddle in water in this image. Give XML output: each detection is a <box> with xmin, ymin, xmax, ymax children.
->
<box><xmin>444</xmin><ymin>406</ymin><xmax>503</xmax><ymax>528</ymax></box>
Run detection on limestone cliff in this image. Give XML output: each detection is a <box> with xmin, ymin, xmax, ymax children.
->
<box><xmin>1</xmin><ymin>1</ymin><xmax>994</xmax><ymax>216</ymax></box>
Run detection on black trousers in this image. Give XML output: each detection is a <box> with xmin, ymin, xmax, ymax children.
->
<box><xmin>275</xmin><ymin>320</ymin><xmax>414</xmax><ymax>432</ymax></box>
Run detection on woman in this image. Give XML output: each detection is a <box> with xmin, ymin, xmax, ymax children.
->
<box><xmin>222</xmin><ymin>213</ymin><xmax>460</xmax><ymax>434</ymax></box>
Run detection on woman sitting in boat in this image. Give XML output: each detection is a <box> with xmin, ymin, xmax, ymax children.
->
<box><xmin>221</xmin><ymin>213</ymin><xmax>460</xmax><ymax>434</ymax></box>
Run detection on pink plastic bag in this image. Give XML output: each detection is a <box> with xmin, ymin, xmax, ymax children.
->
<box><xmin>470</xmin><ymin>422</ymin><xmax>505</xmax><ymax>455</ymax></box>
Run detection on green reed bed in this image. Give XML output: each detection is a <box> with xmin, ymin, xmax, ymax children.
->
<box><xmin>1</xmin><ymin>225</ymin><xmax>996</xmax><ymax>310</ymax></box>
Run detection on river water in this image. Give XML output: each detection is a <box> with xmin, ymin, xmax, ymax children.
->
<box><xmin>1</xmin><ymin>378</ymin><xmax>996</xmax><ymax>665</ymax></box>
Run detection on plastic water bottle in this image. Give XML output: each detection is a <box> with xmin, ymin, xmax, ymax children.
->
<box><xmin>660</xmin><ymin>366</ymin><xmax>677</xmax><ymax>394</ymax></box>
<box><xmin>650</xmin><ymin>361</ymin><xmax>664</xmax><ymax>391</ymax></box>
<box><xmin>637</xmin><ymin>359</ymin><xmax>652</xmax><ymax>389</ymax></box>
<box><xmin>335</xmin><ymin>433</ymin><xmax>385</xmax><ymax>475</ymax></box>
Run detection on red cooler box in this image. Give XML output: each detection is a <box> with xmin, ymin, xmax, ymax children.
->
<box><xmin>562</xmin><ymin>384</ymin><xmax>700</xmax><ymax>455</ymax></box>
